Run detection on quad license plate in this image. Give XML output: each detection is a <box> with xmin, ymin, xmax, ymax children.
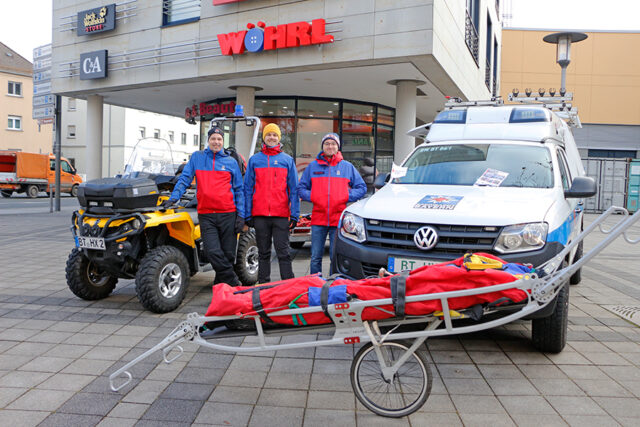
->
<box><xmin>76</xmin><ymin>236</ymin><xmax>106</xmax><ymax>250</ymax></box>
<box><xmin>387</xmin><ymin>256</ymin><xmax>439</xmax><ymax>273</ymax></box>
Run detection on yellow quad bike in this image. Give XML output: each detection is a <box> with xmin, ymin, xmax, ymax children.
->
<box><xmin>66</xmin><ymin>132</ymin><xmax>260</xmax><ymax>313</ymax></box>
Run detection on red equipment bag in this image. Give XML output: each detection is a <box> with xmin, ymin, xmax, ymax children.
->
<box><xmin>205</xmin><ymin>253</ymin><xmax>530</xmax><ymax>326</ymax></box>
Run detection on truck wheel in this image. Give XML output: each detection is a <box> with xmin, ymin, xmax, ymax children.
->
<box><xmin>71</xmin><ymin>184</ymin><xmax>79</xmax><ymax>197</ymax></box>
<box><xmin>569</xmin><ymin>241</ymin><xmax>583</xmax><ymax>285</ymax></box>
<box><xmin>290</xmin><ymin>241</ymin><xmax>305</xmax><ymax>249</ymax></box>
<box><xmin>0</xmin><ymin>190</ymin><xmax>11</xmax><ymax>198</ymax></box>
<box><xmin>135</xmin><ymin>246</ymin><xmax>190</xmax><ymax>313</ymax></box>
<box><xmin>235</xmin><ymin>230</ymin><xmax>258</xmax><ymax>285</ymax></box>
<box><xmin>26</xmin><ymin>185</ymin><xmax>39</xmax><ymax>198</ymax></box>
<box><xmin>531</xmin><ymin>281</ymin><xmax>569</xmax><ymax>353</ymax></box>
<box><xmin>65</xmin><ymin>248</ymin><xmax>117</xmax><ymax>300</ymax></box>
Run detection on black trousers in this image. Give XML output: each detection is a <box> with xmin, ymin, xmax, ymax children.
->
<box><xmin>254</xmin><ymin>216</ymin><xmax>294</xmax><ymax>283</ymax></box>
<box><xmin>198</xmin><ymin>212</ymin><xmax>239</xmax><ymax>285</ymax></box>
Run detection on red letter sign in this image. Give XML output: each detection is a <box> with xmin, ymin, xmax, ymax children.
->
<box><xmin>218</xmin><ymin>31</ymin><xmax>248</xmax><ymax>55</ymax></box>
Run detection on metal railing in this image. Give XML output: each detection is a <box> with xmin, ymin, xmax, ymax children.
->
<box><xmin>465</xmin><ymin>11</ymin><xmax>479</xmax><ymax>64</ymax></box>
<box><xmin>485</xmin><ymin>59</ymin><xmax>492</xmax><ymax>91</ymax></box>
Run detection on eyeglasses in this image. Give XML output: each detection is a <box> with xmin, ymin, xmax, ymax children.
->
<box><xmin>323</xmin><ymin>141</ymin><xmax>338</xmax><ymax>146</ymax></box>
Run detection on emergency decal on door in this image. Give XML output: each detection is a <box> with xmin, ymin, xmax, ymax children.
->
<box><xmin>474</xmin><ymin>168</ymin><xmax>509</xmax><ymax>187</ymax></box>
<box><xmin>414</xmin><ymin>195</ymin><xmax>463</xmax><ymax>210</ymax></box>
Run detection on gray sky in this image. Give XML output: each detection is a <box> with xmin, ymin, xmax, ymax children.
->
<box><xmin>0</xmin><ymin>0</ymin><xmax>638</xmax><ymax>63</ymax></box>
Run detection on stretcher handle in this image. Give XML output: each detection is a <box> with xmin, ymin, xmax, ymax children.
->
<box><xmin>110</xmin><ymin>371</ymin><xmax>132</xmax><ymax>392</ymax></box>
<box><xmin>163</xmin><ymin>342</ymin><xmax>185</xmax><ymax>364</ymax></box>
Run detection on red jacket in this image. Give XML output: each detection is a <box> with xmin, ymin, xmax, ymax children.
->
<box><xmin>297</xmin><ymin>151</ymin><xmax>367</xmax><ymax>226</ymax></box>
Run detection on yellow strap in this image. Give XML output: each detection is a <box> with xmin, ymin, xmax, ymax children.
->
<box><xmin>463</xmin><ymin>253</ymin><xmax>504</xmax><ymax>270</ymax></box>
<box><xmin>433</xmin><ymin>309</ymin><xmax>465</xmax><ymax>319</ymax></box>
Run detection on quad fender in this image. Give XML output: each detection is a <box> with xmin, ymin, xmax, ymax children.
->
<box><xmin>144</xmin><ymin>211</ymin><xmax>197</xmax><ymax>248</ymax></box>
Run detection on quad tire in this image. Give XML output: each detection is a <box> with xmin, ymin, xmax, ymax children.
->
<box><xmin>135</xmin><ymin>246</ymin><xmax>190</xmax><ymax>313</ymax></box>
<box><xmin>569</xmin><ymin>240</ymin><xmax>583</xmax><ymax>285</ymax></box>
<box><xmin>234</xmin><ymin>230</ymin><xmax>258</xmax><ymax>285</ymax></box>
<box><xmin>66</xmin><ymin>248</ymin><xmax>117</xmax><ymax>300</ymax></box>
<box><xmin>532</xmin><ymin>280</ymin><xmax>569</xmax><ymax>353</ymax></box>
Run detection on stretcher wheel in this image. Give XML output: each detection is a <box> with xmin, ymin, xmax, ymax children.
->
<box><xmin>351</xmin><ymin>340</ymin><xmax>432</xmax><ymax>418</ymax></box>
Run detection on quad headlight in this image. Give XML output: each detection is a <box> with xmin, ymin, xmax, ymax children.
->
<box><xmin>340</xmin><ymin>212</ymin><xmax>366</xmax><ymax>243</ymax></box>
<box><xmin>495</xmin><ymin>222</ymin><xmax>548</xmax><ymax>253</ymax></box>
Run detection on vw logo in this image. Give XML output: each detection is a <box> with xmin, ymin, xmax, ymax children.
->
<box><xmin>414</xmin><ymin>226</ymin><xmax>438</xmax><ymax>250</ymax></box>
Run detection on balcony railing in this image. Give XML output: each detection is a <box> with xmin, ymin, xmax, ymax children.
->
<box><xmin>485</xmin><ymin>59</ymin><xmax>492</xmax><ymax>92</ymax></box>
<box><xmin>465</xmin><ymin>11</ymin><xmax>479</xmax><ymax>64</ymax></box>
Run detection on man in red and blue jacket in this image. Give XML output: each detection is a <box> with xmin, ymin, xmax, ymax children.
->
<box><xmin>167</xmin><ymin>126</ymin><xmax>245</xmax><ymax>286</ymax></box>
<box><xmin>298</xmin><ymin>133</ymin><xmax>366</xmax><ymax>275</ymax></box>
<box><xmin>244</xmin><ymin>123</ymin><xmax>299</xmax><ymax>283</ymax></box>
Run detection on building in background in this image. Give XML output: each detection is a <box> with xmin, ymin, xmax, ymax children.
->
<box><xmin>51</xmin><ymin>0</ymin><xmax>502</xmax><ymax>181</ymax></box>
<box><xmin>501</xmin><ymin>29</ymin><xmax>640</xmax><ymax>159</ymax></box>
<box><xmin>61</xmin><ymin>98</ymin><xmax>200</xmax><ymax>176</ymax></box>
<box><xmin>0</xmin><ymin>42</ymin><xmax>52</xmax><ymax>153</ymax></box>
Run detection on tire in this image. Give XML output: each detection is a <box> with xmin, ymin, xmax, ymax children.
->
<box><xmin>0</xmin><ymin>190</ymin><xmax>11</xmax><ymax>198</ymax></box>
<box><xmin>570</xmin><ymin>240</ymin><xmax>583</xmax><ymax>285</ymax></box>
<box><xmin>135</xmin><ymin>246</ymin><xmax>190</xmax><ymax>313</ymax></box>
<box><xmin>65</xmin><ymin>248</ymin><xmax>117</xmax><ymax>300</ymax></box>
<box><xmin>26</xmin><ymin>184</ymin><xmax>39</xmax><ymax>198</ymax></box>
<box><xmin>71</xmin><ymin>184</ymin><xmax>79</xmax><ymax>197</ymax></box>
<box><xmin>290</xmin><ymin>241</ymin><xmax>305</xmax><ymax>249</ymax></box>
<box><xmin>351</xmin><ymin>340</ymin><xmax>432</xmax><ymax>418</ymax></box>
<box><xmin>234</xmin><ymin>230</ymin><xmax>258</xmax><ymax>285</ymax></box>
<box><xmin>532</xmin><ymin>280</ymin><xmax>569</xmax><ymax>353</ymax></box>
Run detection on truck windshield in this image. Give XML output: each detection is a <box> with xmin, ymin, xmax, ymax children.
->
<box><xmin>394</xmin><ymin>144</ymin><xmax>554</xmax><ymax>188</ymax></box>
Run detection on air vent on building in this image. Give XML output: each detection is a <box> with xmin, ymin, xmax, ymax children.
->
<box><xmin>602</xmin><ymin>305</ymin><xmax>640</xmax><ymax>327</ymax></box>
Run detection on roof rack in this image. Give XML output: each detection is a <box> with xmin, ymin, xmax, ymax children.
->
<box><xmin>508</xmin><ymin>92</ymin><xmax>582</xmax><ymax>128</ymax></box>
<box><xmin>444</xmin><ymin>96</ymin><xmax>504</xmax><ymax>109</ymax></box>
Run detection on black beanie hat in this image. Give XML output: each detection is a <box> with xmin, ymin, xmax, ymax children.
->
<box><xmin>208</xmin><ymin>126</ymin><xmax>224</xmax><ymax>138</ymax></box>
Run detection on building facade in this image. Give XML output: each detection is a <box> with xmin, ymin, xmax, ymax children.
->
<box><xmin>0</xmin><ymin>42</ymin><xmax>52</xmax><ymax>153</ymax></box>
<box><xmin>52</xmin><ymin>0</ymin><xmax>502</xmax><ymax>180</ymax></box>
<box><xmin>501</xmin><ymin>29</ymin><xmax>640</xmax><ymax>159</ymax></box>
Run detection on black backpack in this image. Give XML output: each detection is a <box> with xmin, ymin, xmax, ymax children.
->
<box><xmin>225</xmin><ymin>146</ymin><xmax>247</xmax><ymax>176</ymax></box>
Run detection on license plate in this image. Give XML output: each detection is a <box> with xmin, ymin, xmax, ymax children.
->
<box><xmin>76</xmin><ymin>236</ymin><xmax>106</xmax><ymax>250</ymax></box>
<box><xmin>387</xmin><ymin>256</ymin><xmax>439</xmax><ymax>273</ymax></box>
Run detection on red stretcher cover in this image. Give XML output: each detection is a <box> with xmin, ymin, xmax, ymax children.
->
<box><xmin>205</xmin><ymin>253</ymin><xmax>530</xmax><ymax>326</ymax></box>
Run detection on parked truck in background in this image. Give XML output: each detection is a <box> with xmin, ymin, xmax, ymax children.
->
<box><xmin>0</xmin><ymin>151</ymin><xmax>82</xmax><ymax>198</ymax></box>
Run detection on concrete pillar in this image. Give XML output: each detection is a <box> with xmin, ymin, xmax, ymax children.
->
<box><xmin>230</xmin><ymin>85</ymin><xmax>262</xmax><ymax>159</ymax></box>
<box><xmin>388</xmin><ymin>80</ymin><xmax>425</xmax><ymax>163</ymax></box>
<box><xmin>85</xmin><ymin>95</ymin><xmax>103</xmax><ymax>180</ymax></box>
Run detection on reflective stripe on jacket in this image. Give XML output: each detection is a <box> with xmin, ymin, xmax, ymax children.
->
<box><xmin>244</xmin><ymin>144</ymin><xmax>299</xmax><ymax>220</ymax></box>
<box><xmin>297</xmin><ymin>151</ymin><xmax>367</xmax><ymax>226</ymax></box>
<box><xmin>170</xmin><ymin>147</ymin><xmax>245</xmax><ymax>217</ymax></box>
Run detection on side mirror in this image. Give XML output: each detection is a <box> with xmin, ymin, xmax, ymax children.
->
<box><xmin>565</xmin><ymin>176</ymin><xmax>597</xmax><ymax>198</ymax></box>
<box><xmin>374</xmin><ymin>173</ymin><xmax>390</xmax><ymax>190</ymax></box>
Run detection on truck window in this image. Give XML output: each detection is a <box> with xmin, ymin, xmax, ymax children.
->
<box><xmin>556</xmin><ymin>149</ymin><xmax>571</xmax><ymax>191</ymax></box>
<box><xmin>61</xmin><ymin>161</ymin><xmax>73</xmax><ymax>173</ymax></box>
<box><xmin>395</xmin><ymin>144</ymin><xmax>554</xmax><ymax>188</ymax></box>
<box><xmin>50</xmin><ymin>159</ymin><xmax>55</xmax><ymax>171</ymax></box>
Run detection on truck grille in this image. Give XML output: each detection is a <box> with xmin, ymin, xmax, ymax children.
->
<box><xmin>364</xmin><ymin>219</ymin><xmax>501</xmax><ymax>256</ymax></box>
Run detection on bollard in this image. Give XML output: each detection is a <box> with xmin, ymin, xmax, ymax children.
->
<box><xmin>49</xmin><ymin>184</ymin><xmax>53</xmax><ymax>213</ymax></box>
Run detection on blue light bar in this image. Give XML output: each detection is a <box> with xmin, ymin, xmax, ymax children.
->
<box><xmin>434</xmin><ymin>110</ymin><xmax>467</xmax><ymax>124</ymax></box>
<box><xmin>509</xmin><ymin>108</ymin><xmax>550</xmax><ymax>123</ymax></box>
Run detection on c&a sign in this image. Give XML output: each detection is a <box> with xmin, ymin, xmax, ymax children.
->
<box><xmin>77</xmin><ymin>4</ymin><xmax>116</xmax><ymax>36</ymax></box>
<box><xmin>217</xmin><ymin>19</ymin><xmax>333</xmax><ymax>56</ymax></box>
<box><xmin>80</xmin><ymin>50</ymin><xmax>108</xmax><ymax>80</ymax></box>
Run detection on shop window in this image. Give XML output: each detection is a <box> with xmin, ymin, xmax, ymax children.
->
<box><xmin>376</xmin><ymin>124</ymin><xmax>394</xmax><ymax>175</ymax></box>
<box><xmin>68</xmin><ymin>98</ymin><xmax>76</xmax><ymax>111</ymax></box>
<box><xmin>139</xmin><ymin>126</ymin><xmax>146</xmax><ymax>138</ymax></box>
<box><xmin>8</xmin><ymin>115</ymin><xmax>21</xmax><ymax>130</ymax></box>
<box><xmin>296</xmin><ymin>118</ymin><xmax>336</xmax><ymax>175</ymax></box>
<box><xmin>343</xmin><ymin>102</ymin><xmax>374</xmax><ymax>122</ymax></box>
<box><xmin>588</xmin><ymin>149</ymin><xmax>636</xmax><ymax>159</ymax></box>
<box><xmin>168</xmin><ymin>130</ymin><xmax>174</xmax><ymax>143</ymax></box>
<box><xmin>254</xmin><ymin>98</ymin><xmax>295</xmax><ymax>116</ymax></box>
<box><xmin>298</xmin><ymin>99</ymin><xmax>339</xmax><ymax>119</ymax></box>
<box><xmin>8</xmin><ymin>81</ymin><xmax>22</xmax><ymax>96</ymax></box>
<box><xmin>67</xmin><ymin>125</ymin><xmax>76</xmax><ymax>139</ymax></box>
<box><xmin>162</xmin><ymin>0</ymin><xmax>201</xmax><ymax>26</ymax></box>
<box><xmin>193</xmin><ymin>134</ymin><xmax>199</xmax><ymax>146</ymax></box>
<box><xmin>181</xmin><ymin>133</ymin><xmax>187</xmax><ymax>145</ymax></box>
<box><xmin>342</xmin><ymin>121</ymin><xmax>374</xmax><ymax>189</ymax></box>
<box><xmin>378</xmin><ymin>107</ymin><xmax>395</xmax><ymax>126</ymax></box>
<box><xmin>154</xmin><ymin>128</ymin><xmax>160</xmax><ymax>138</ymax></box>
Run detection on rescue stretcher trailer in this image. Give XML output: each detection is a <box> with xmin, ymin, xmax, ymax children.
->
<box><xmin>109</xmin><ymin>207</ymin><xmax>640</xmax><ymax>417</ymax></box>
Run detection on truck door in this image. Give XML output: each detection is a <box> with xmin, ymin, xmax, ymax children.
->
<box><xmin>49</xmin><ymin>158</ymin><xmax>74</xmax><ymax>191</ymax></box>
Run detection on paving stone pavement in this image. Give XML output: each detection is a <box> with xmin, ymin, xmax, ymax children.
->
<box><xmin>0</xmin><ymin>208</ymin><xmax>639</xmax><ymax>426</ymax></box>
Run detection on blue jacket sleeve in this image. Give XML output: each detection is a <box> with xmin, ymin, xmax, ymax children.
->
<box><xmin>243</xmin><ymin>156</ymin><xmax>256</xmax><ymax>220</ymax></box>
<box><xmin>169</xmin><ymin>155</ymin><xmax>196</xmax><ymax>201</ymax></box>
<box><xmin>287</xmin><ymin>157</ymin><xmax>300</xmax><ymax>220</ymax></box>
<box><xmin>297</xmin><ymin>164</ymin><xmax>312</xmax><ymax>202</ymax></box>
<box><xmin>230</xmin><ymin>160</ymin><xmax>245</xmax><ymax>219</ymax></box>
<box><xmin>348</xmin><ymin>163</ymin><xmax>367</xmax><ymax>202</ymax></box>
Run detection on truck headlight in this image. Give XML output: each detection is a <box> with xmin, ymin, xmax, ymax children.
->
<box><xmin>495</xmin><ymin>222</ymin><xmax>548</xmax><ymax>253</ymax></box>
<box><xmin>341</xmin><ymin>212</ymin><xmax>366</xmax><ymax>243</ymax></box>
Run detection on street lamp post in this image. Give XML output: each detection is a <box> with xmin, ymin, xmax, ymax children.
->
<box><xmin>543</xmin><ymin>32</ymin><xmax>588</xmax><ymax>94</ymax></box>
